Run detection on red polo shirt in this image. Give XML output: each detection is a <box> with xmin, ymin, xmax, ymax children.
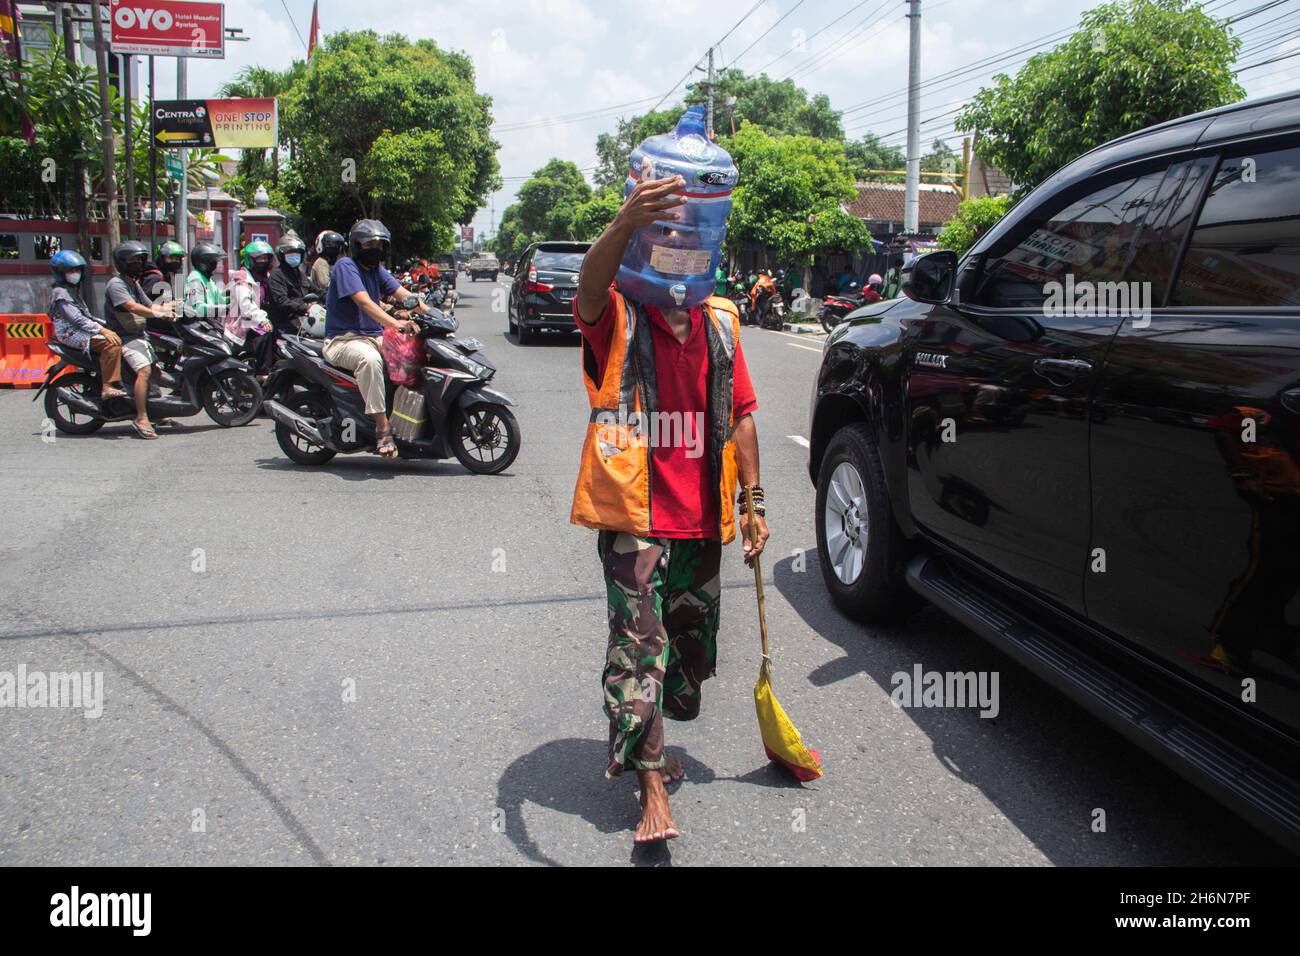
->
<box><xmin>576</xmin><ymin>288</ymin><xmax>758</xmax><ymax>539</ymax></box>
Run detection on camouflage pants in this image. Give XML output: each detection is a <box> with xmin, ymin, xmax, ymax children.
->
<box><xmin>598</xmin><ymin>531</ymin><xmax>722</xmax><ymax>777</ymax></box>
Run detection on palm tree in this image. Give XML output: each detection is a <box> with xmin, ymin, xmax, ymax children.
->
<box><xmin>218</xmin><ymin>62</ymin><xmax>305</xmax><ymax>189</ymax></box>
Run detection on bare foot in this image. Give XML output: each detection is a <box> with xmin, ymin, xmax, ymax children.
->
<box><xmin>634</xmin><ymin>770</ymin><xmax>680</xmax><ymax>844</ymax></box>
<box><xmin>660</xmin><ymin>754</ymin><xmax>684</xmax><ymax>784</ymax></box>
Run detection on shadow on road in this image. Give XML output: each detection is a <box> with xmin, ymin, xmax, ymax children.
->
<box><xmin>496</xmin><ymin>738</ymin><xmax>718</xmax><ymax>867</ymax></box>
<box><xmin>770</xmin><ymin>552</ymin><xmax>1294</xmax><ymax>864</ymax></box>
<box><xmin>253</xmin><ymin>457</ymin><xmax>520</xmax><ymax>480</ymax></box>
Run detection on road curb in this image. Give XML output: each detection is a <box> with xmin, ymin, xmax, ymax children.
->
<box><xmin>782</xmin><ymin>322</ymin><xmax>823</xmax><ymax>335</ymax></box>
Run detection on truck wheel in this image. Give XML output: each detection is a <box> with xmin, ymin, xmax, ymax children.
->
<box><xmin>815</xmin><ymin>423</ymin><xmax>916</xmax><ymax>623</ymax></box>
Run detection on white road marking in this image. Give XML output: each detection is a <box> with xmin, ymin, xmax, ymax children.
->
<box><xmin>765</xmin><ymin>328</ymin><xmax>827</xmax><ymax>343</ymax></box>
<box><xmin>788</xmin><ymin>435</ymin><xmax>809</xmax><ymax>448</ymax></box>
<box><xmin>787</xmin><ymin>342</ymin><xmax>821</xmax><ymax>353</ymax></box>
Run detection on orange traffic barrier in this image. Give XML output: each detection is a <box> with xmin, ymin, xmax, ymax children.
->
<box><xmin>0</xmin><ymin>314</ymin><xmax>56</xmax><ymax>389</ymax></box>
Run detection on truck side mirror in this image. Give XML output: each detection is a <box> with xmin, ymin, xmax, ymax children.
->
<box><xmin>903</xmin><ymin>251</ymin><xmax>958</xmax><ymax>304</ymax></box>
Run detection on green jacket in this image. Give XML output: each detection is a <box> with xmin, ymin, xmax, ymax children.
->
<box><xmin>184</xmin><ymin>268</ymin><xmax>225</xmax><ymax>322</ymax></box>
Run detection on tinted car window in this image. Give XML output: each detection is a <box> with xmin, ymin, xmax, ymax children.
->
<box><xmin>1122</xmin><ymin>158</ymin><xmax>1213</xmax><ymax>305</ymax></box>
<box><xmin>974</xmin><ymin>168</ymin><xmax>1168</xmax><ymax>308</ymax></box>
<box><xmin>1172</xmin><ymin>144</ymin><xmax>1300</xmax><ymax>307</ymax></box>
<box><xmin>534</xmin><ymin>250</ymin><xmax>586</xmax><ymax>272</ymax></box>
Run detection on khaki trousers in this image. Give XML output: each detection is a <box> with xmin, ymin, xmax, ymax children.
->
<box><xmin>323</xmin><ymin>333</ymin><xmax>386</xmax><ymax>415</ymax></box>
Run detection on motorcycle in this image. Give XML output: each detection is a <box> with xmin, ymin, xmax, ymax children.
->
<box><xmin>35</xmin><ymin>319</ymin><xmax>264</xmax><ymax>434</ymax></box>
<box><xmin>262</xmin><ymin>299</ymin><xmax>520</xmax><ymax>474</ymax></box>
<box><xmin>753</xmin><ymin>284</ymin><xmax>786</xmax><ymax>330</ymax></box>
<box><xmin>818</xmin><ymin>282</ymin><xmax>880</xmax><ymax>334</ymax></box>
<box><xmin>727</xmin><ymin>277</ymin><xmax>752</xmax><ymax>326</ymax></box>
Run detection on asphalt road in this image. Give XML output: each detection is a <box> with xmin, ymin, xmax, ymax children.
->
<box><xmin>0</xmin><ymin>276</ymin><xmax>1290</xmax><ymax>866</ymax></box>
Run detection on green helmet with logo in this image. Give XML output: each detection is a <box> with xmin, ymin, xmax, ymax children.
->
<box><xmin>156</xmin><ymin>240</ymin><xmax>184</xmax><ymax>259</ymax></box>
<box><xmin>242</xmin><ymin>239</ymin><xmax>274</xmax><ymax>271</ymax></box>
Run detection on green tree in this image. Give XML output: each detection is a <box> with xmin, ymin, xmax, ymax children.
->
<box><xmin>593</xmin><ymin>109</ymin><xmax>680</xmax><ymax>189</ymax></box>
<box><xmin>593</xmin><ymin>69</ymin><xmax>843</xmax><ymax>188</ymax></box>
<box><xmin>565</xmin><ymin>186</ymin><xmax>623</xmax><ymax>241</ymax></box>
<box><xmin>957</xmin><ymin>0</ymin><xmax>1242</xmax><ymax>191</ymax></box>
<box><xmin>219</xmin><ymin>62</ymin><xmax>307</xmax><ymax>200</ymax></box>
<box><xmin>725</xmin><ymin>122</ymin><xmax>870</xmax><ymax>266</ymax></box>
<box><xmin>845</xmin><ymin>132</ymin><xmax>906</xmax><ymax>181</ymax></box>
<box><xmin>514</xmin><ymin>158</ymin><xmax>591</xmax><ymax>237</ymax></box>
<box><xmin>279</xmin><ymin>30</ymin><xmax>500</xmax><ymax>256</ymax></box>
<box><xmin>936</xmin><ymin>195</ymin><xmax>1013</xmax><ymax>257</ymax></box>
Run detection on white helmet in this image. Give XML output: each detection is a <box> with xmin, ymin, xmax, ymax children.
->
<box><xmin>299</xmin><ymin>303</ymin><xmax>328</xmax><ymax>338</ymax></box>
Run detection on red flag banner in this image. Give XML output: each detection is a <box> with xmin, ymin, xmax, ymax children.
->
<box><xmin>308</xmin><ymin>1</ymin><xmax>319</xmax><ymax>59</ymax></box>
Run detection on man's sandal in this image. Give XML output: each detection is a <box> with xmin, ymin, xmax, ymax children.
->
<box><xmin>376</xmin><ymin>429</ymin><xmax>398</xmax><ymax>458</ymax></box>
<box><xmin>132</xmin><ymin>421</ymin><xmax>159</xmax><ymax>440</ymax></box>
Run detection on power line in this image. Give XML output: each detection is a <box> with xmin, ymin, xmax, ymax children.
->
<box><xmin>750</xmin><ymin>0</ymin><xmax>879</xmax><ymax>75</ymax></box>
<box><xmin>781</xmin><ymin>1</ymin><xmax>902</xmax><ymax>84</ymax></box>
<box><xmin>727</xmin><ymin>0</ymin><xmax>810</xmax><ymax>67</ymax></box>
<box><xmin>279</xmin><ymin>0</ymin><xmax>308</xmax><ymax>53</ymax></box>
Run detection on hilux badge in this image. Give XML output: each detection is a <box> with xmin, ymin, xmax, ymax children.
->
<box><xmin>915</xmin><ymin>352</ymin><xmax>949</xmax><ymax>370</ymax></box>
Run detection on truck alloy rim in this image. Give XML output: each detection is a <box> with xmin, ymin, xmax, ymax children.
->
<box><xmin>825</xmin><ymin>461</ymin><xmax>868</xmax><ymax>584</ymax></box>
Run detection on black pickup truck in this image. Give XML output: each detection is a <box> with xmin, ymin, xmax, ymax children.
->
<box><xmin>808</xmin><ymin>91</ymin><xmax>1300</xmax><ymax>852</ymax></box>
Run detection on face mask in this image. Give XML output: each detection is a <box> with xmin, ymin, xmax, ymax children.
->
<box><xmin>358</xmin><ymin>248</ymin><xmax>384</xmax><ymax>268</ymax></box>
<box><xmin>251</xmin><ymin>258</ymin><xmax>271</xmax><ymax>275</ymax></box>
<box><xmin>124</xmin><ymin>259</ymin><xmax>145</xmax><ymax>277</ymax></box>
<box><xmin>65</xmin><ymin>271</ymin><xmax>82</xmax><ymax>285</ymax></box>
<box><xmin>197</xmin><ymin>262</ymin><xmax>217</xmax><ymax>277</ymax></box>
<box><xmin>161</xmin><ymin>260</ymin><xmax>181</xmax><ymax>276</ymax></box>
<box><xmin>284</xmin><ymin>254</ymin><xmax>302</xmax><ymax>268</ymax></box>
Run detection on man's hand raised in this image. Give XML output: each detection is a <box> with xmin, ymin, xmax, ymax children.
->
<box><xmin>613</xmin><ymin>158</ymin><xmax>686</xmax><ymax>231</ymax></box>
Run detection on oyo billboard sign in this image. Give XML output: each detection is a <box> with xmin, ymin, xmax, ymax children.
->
<box><xmin>109</xmin><ymin>1</ymin><xmax>226</xmax><ymax>59</ymax></box>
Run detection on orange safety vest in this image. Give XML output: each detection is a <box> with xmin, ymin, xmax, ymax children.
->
<box><xmin>570</xmin><ymin>290</ymin><xmax>743</xmax><ymax>544</ymax></box>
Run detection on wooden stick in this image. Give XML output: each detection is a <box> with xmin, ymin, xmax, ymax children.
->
<box><xmin>745</xmin><ymin>486</ymin><xmax>770</xmax><ymax>662</ymax></box>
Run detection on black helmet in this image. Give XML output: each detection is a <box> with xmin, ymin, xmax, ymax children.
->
<box><xmin>316</xmin><ymin>230</ymin><xmax>345</xmax><ymax>257</ymax></box>
<box><xmin>111</xmin><ymin>239</ymin><xmax>149</xmax><ymax>275</ymax></box>
<box><xmin>276</xmin><ymin>234</ymin><xmax>307</xmax><ymax>260</ymax></box>
<box><xmin>348</xmin><ymin>219</ymin><xmax>391</xmax><ymax>260</ymax></box>
<box><xmin>190</xmin><ymin>240</ymin><xmax>227</xmax><ymax>274</ymax></box>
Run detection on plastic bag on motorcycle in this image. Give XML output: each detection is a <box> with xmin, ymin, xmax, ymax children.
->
<box><xmin>383</xmin><ymin>327</ymin><xmax>424</xmax><ymax>388</ymax></box>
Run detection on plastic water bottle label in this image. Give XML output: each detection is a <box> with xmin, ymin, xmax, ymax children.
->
<box><xmin>650</xmin><ymin>246</ymin><xmax>712</xmax><ymax>276</ymax></box>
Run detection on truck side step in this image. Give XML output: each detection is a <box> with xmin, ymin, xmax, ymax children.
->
<box><xmin>906</xmin><ymin>553</ymin><xmax>1300</xmax><ymax>853</ymax></box>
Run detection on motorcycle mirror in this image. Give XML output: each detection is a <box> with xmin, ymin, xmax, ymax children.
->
<box><xmin>303</xmin><ymin>293</ymin><xmax>320</xmax><ymax>303</ymax></box>
<box><xmin>400</xmin><ymin>295</ymin><xmax>420</xmax><ymax>310</ymax></box>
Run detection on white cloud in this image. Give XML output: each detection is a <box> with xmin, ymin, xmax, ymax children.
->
<box><xmin>164</xmin><ymin>0</ymin><xmax>1293</xmax><ymax>239</ymax></box>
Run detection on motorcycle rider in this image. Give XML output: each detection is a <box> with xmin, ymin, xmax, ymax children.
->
<box><xmin>323</xmin><ymin>219</ymin><xmax>430</xmax><ymax>459</ymax></box>
<box><xmin>261</xmin><ymin>234</ymin><xmax>313</xmax><ymax>373</ymax></box>
<box><xmin>862</xmin><ymin>273</ymin><xmax>884</xmax><ymax>305</ymax></box>
<box><xmin>749</xmin><ymin>269</ymin><xmax>778</xmax><ymax>325</ymax></box>
<box><xmin>141</xmin><ymin>240</ymin><xmax>186</xmax><ymax>304</ymax></box>
<box><xmin>48</xmin><ymin>249</ymin><xmax>126</xmax><ymax>400</ymax></box>
<box><xmin>104</xmin><ymin>240</ymin><xmax>175</xmax><ymax>439</ymax></box>
<box><xmin>184</xmin><ymin>241</ymin><xmax>229</xmax><ymax>326</ymax></box>
<box><xmin>310</xmin><ymin>229</ymin><xmax>345</xmax><ymax>296</ymax></box>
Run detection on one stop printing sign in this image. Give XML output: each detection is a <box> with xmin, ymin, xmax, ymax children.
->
<box><xmin>109</xmin><ymin>1</ymin><xmax>226</xmax><ymax>59</ymax></box>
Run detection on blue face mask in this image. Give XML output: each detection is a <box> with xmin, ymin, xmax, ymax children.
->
<box><xmin>285</xmin><ymin>254</ymin><xmax>302</xmax><ymax>268</ymax></box>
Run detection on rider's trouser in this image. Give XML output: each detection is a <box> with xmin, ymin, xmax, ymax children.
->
<box><xmin>323</xmin><ymin>333</ymin><xmax>385</xmax><ymax>415</ymax></box>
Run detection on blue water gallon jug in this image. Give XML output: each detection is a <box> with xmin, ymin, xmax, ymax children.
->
<box><xmin>617</xmin><ymin>105</ymin><xmax>737</xmax><ymax>309</ymax></box>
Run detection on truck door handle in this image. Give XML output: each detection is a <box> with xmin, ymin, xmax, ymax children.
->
<box><xmin>1282</xmin><ymin>387</ymin><xmax>1300</xmax><ymax>415</ymax></box>
<box><xmin>1033</xmin><ymin>357</ymin><xmax>1093</xmax><ymax>383</ymax></box>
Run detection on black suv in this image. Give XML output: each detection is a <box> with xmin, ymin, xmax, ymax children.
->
<box><xmin>808</xmin><ymin>92</ymin><xmax>1300</xmax><ymax>851</ymax></box>
<box><xmin>508</xmin><ymin>241</ymin><xmax>591</xmax><ymax>344</ymax></box>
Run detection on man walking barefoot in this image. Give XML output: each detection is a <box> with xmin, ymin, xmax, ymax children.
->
<box><xmin>571</xmin><ymin>161</ymin><xmax>769</xmax><ymax>844</ymax></box>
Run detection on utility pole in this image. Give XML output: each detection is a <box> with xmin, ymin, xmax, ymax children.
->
<box><xmin>149</xmin><ymin>56</ymin><xmax>158</xmax><ymax>257</ymax></box>
<box><xmin>705</xmin><ymin>47</ymin><xmax>715</xmax><ymax>138</ymax></box>
<box><xmin>61</xmin><ymin>5</ymin><xmax>94</xmax><ymax>300</ymax></box>
<box><xmin>89</xmin><ymin>0</ymin><xmax>120</xmax><ymax>250</ymax></box>
<box><xmin>176</xmin><ymin>57</ymin><xmax>189</xmax><ymax>260</ymax></box>
<box><xmin>123</xmin><ymin>54</ymin><xmax>135</xmax><ymax>239</ymax></box>
<box><xmin>904</xmin><ymin>0</ymin><xmax>922</xmax><ymax>235</ymax></box>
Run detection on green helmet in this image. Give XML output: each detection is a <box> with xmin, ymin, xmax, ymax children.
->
<box><xmin>156</xmin><ymin>240</ymin><xmax>184</xmax><ymax>259</ymax></box>
<box><xmin>242</xmin><ymin>239</ymin><xmax>274</xmax><ymax>271</ymax></box>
